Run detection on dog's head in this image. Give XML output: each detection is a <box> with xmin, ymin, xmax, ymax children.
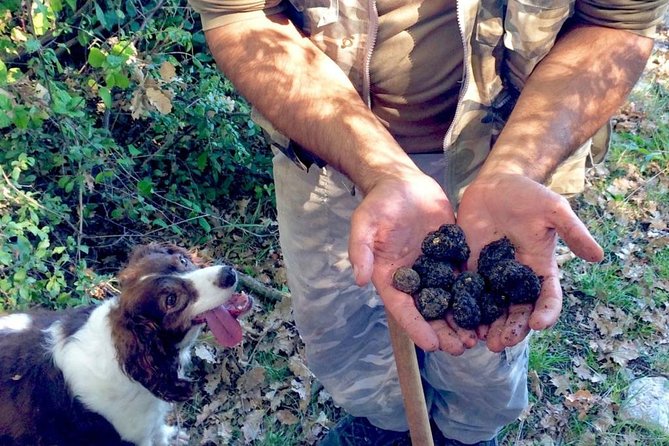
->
<box><xmin>110</xmin><ymin>243</ymin><xmax>252</xmax><ymax>402</ymax></box>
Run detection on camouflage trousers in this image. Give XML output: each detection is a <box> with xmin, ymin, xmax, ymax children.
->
<box><xmin>273</xmin><ymin>151</ymin><xmax>529</xmax><ymax>444</ymax></box>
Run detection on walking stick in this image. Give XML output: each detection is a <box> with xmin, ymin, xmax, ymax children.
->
<box><xmin>386</xmin><ymin>310</ymin><xmax>434</xmax><ymax>446</ymax></box>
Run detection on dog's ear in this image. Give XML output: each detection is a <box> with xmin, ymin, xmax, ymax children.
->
<box><xmin>111</xmin><ymin>313</ymin><xmax>194</xmax><ymax>402</ymax></box>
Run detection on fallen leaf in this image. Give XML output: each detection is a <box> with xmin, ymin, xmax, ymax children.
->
<box><xmin>146</xmin><ymin>87</ymin><xmax>172</xmax><ymax>114</ymax></box>
<box><xmin>276</xmin><ymin>409</ymin><xmax>299</xmax><ymax>425</ymax></box>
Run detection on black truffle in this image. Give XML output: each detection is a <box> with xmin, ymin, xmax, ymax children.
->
<box><xmin>415</xmin><ymin>288</ymin><xmax>451</xmax><ymax>320</ymax></box>
<box><xmin>487</xmin><ymin>259</ymin><xmax>541</xmax><ymax>304</ymax></box>
<box><xmin>451</xmin><ymin>271</ymin><xmax>485</xmax><ymax>301</ymax></box>
<box><xmin>421</xmin><ymin>224</ymin><xmax>470</xmax><ymax>264</ymax></box>
<box><xmin>412</xmin><ymin>255</ymin><xmax>457</xmax><ymax>289</ymax></box>
<box><xmin>451</xmin><ymin>292</ymin><xmax>481</xmax><ymax>330</ymax></box>
<box><xmin>478</xmin><ymin>237</ymin><xmax>516</xmax><ymax>278</ymax></box>
<box><xmin>477</xmin><ymin>291</ymin><xmax>507</xmax><ymax>325</ymax></box>
<box><xmin>392</xmin><ymin>267</ymin><xmax>421</xmax><ymax>294</ymax></box>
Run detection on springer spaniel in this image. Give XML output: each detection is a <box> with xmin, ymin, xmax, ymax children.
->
<box><xmin>0</xmin><ymin>243</ymin><xmax>253</xmax><ymax>446</ymax></box>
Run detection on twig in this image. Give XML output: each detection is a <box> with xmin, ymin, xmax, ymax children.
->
<box><xmin>237</xmin><ymin>271</ymin><xmax>289</xmax><ymax>304</ymax></box>
<box><xmin>0</xmin><ymin>166</ymin><xmax>79</xmax><ymax>234</ymax></box>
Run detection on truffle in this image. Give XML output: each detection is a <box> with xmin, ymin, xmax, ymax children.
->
<box><xmin>392</xmin><ymin>267</ymin><xmax>421</xmax><ymax>294</ymax></box>
<box><xmin>421</xmin><ymin>224</ymin><xmax>470</xmax><ymax>264</ymax></box>
<box><xmin>478</xmin><ymin>237</ymin><xmax>516</xmax><ymax>278</ymax></box>
<box><xmin>451</xmin><ymin>292</ymin><xmax>481</xmax><ymax>330</ymax></box>
<box><xmin>414</xmin><ymin>288</ymin><xmax>451</xmax><ymax>320</ymax></box>
<box><xmin>412</xmin><ymin>255</ymin><xmax>457</xmax><ymax>289</ymax></box>
<box><xmin>451</xmin><ymin>271</ymin><xmax>485</xmax><ymax>301</ymax></box>
<box><xmin>477</xmin><ymin>291</ymin><xmax>507</xmax><ymax>325</ymax></box>
<box><xmin>487</xmin><ymin>259</ymin><xmax>541</xmax><ymax>304</ymax></box>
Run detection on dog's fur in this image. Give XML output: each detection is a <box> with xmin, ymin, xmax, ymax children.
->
<box><xmin>0</xmin><ymin>244</ymin><xmax>250</xmax><ymax>446</ymax></box>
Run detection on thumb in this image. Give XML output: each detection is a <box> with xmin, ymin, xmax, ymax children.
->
<box><xmin>348</xmin><ymin>210</ymin><xmax>375</xmax><ymax>286</ymax></box>
<box><xmin>550</xmin><ymin>197</ymin><xmax>604</xmax><ymax>263</ymax></box>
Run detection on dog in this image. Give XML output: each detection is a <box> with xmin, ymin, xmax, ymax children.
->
<box><xmin>0</xmin><ymin>243</ymin><xmax>253</xmax><ymax>446</ymax></box>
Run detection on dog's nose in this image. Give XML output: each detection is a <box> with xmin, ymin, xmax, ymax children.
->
<box><xmin>216</xmin><ymin>266</ymin><xmax>237</xmax><ymax>288</ymax></box>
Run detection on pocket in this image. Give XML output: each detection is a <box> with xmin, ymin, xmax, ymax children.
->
<box><xmin>291</xmin><ymin>0</ymin><xmax>339</xmax><ymax>30</ymax></box>
<box><xmin>504</xmin><ymin>0</ymin><xmax>573</xmax><ymax>82</ymax></box>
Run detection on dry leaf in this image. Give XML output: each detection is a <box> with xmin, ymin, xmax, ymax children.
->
<box><xmin>237</xmin><ymin>367</ymin><xmax>266</xmax><ymax>391</ymax></box>
<box><xmin>146</xmin><ymin>87</ymin><xmax>172</xmax><ymax>114</ymax></box>
<box><xmin>241</xmin><ymin>410</ymin><xmax>264</xmax><ymax>443</ymax></box>
<box><xmin>276</xmin><ymin>409</ymin><xmax>299</xmax><ymax>425</ymax></box>
<box><xmin>159</xmin><ymin>61</ymin><xmax>177</xmax><ymax>82</ymax></box>
<box><xmin>549</xmin><ymin>372</ymin><xmax>571</xmax><ymax>396</ymax></box>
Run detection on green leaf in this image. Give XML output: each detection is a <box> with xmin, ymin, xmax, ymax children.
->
<box><xmin>111</xmin><ymin>208</ymin><xmax>124</xmax><ymax>219</ymax></box>
<box><xmin>88</xmin><ymin>47</ymin><xmax>106</xmax><ymax>68</ymax></box>
<box><xmin>199</xmin><ymin>218</ymin><xmax>211</xmax><ymax>233</ymax></box>
<box><xmin>99</xmin><ymin>86</ymin><xmax>111</xmax><ymax>107</ymax></box>
<box><xmin>197</xmin><ymin>152</ymin><xmax>208</xmax><ymax>170</ymax></box>
<box><xmin>127</xmin><ymin>145</ymin><xmax>140</xmax><ymax>157</ymax></box>
<box><xmin>94</xmin><ymin>2</ymin><xmax>108</xmax><ymax>29</ymax></box>
<box><xmin>12</xmin><ymin>107</ymin><xmax>29</xmax><ymax>129</ymax></box>
<box><xmin>65</xmin><ymin>0</ymin><xmax>76</xmax><ymax>11</ymax></box>
<box><xmin>113</xmin><ymin>72</ymin><xmax>129</xmax><ymax>89</ymax></box>
<box><xmin>137</xmin><ymin>178</ymin><xmax>153</xmax><ymax>197</ymax></box>
<box><xmin>13</xmin><ymin>269</ymin><xmax>27</xmax><ymax>282</ymax></box>
<box><xmin>0</xmin><ymin>59</ymin><xmax>6</xmax><ymax>85</ymax></box>
<box><xmin>51</xmin><ymin>0</ymin><xmax>62</xmax><ymax>13</ymax></box>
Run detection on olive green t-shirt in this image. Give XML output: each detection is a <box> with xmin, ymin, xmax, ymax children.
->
<box><xmin>188</xmin><ymin>0</ymin><xmax>668</xmax><ymax>153</ymax></box>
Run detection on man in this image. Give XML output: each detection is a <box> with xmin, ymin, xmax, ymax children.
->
<box><xmin>187</xmin><ymin>0</ymin><xmax>667</xmax><ymax>444</ymax></box>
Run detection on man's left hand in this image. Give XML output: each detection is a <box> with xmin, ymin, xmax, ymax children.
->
<box><xmin>456</xmin><ymin>173</ymin><xmax>604</xmax><ymax>352</ymax></box>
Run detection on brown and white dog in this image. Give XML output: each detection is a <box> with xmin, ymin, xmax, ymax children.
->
<box><xmin>0</xmin><ymin>244</ymin><xmax>252</xmax><ymax>446</ymax></box>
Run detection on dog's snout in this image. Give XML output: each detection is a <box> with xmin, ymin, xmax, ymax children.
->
<box><xmin>217</xmin><ymin>266</ymin><xmax>237</xmax><ymax>289</ymax></box>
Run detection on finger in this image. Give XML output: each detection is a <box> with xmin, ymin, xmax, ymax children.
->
<box><xmin>381</xmin><ymin>287</ymin><xmax>439</xmax><ymax>351</ymax></box>
<box><xmin>348</xmin><ymin>211</ymin><xmax>376</xmax><ymax>286</ymax></box>
<box><xmin>430</xmin><ymin>319</ymin><xmax>466</xmax><ymax>356</ymax></box>
<box><xmin>485</xmin><ymin>316</ymin><xmax>508</xmax><ymax>353</ymax></box>
<box><xmin>501</xmin><ymin>303</ymin><xmax>533</xmax><ymax>347</ymax></box>
<box><xmin>549</xmin><ymin>197</ymin><xmax>604</xmax><ymax>263</ymax></box>
<box><xmin>446</xmin><ymin>313</ymin><xmax>478</xmax><ymax>348</ymax></box>
<box><xmin>529</xmin><ymin>273</ymin><xmax>562</xmax><ymax>330</ymax></box>
<box><xmin>476</xmin><ymin>324</ymin><xmax>490</xmax><ymax>341</ymax></box>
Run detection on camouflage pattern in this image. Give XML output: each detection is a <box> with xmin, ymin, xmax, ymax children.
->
<box><xmin>273</xmin><ymin>150</ymin><xmax>529</xmax><ymax>443</ymax></box>
<box><xmin>265</xmin><ymin>0</ymin><xmax>596</xmax><ymax>201</ymax></box>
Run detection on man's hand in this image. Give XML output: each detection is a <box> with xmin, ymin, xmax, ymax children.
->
<box><xmin>348</xmin><ymin>172</ymin><xmax>475</xmax><ymax>354</ymax></box>
<box><xmin>457</xmin><ymin>173</ymin><xmax>604</xmax><ymax>352</ymax></box>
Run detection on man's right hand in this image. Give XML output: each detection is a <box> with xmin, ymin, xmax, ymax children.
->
<box><xmin>347</xmin><ymin>171</ymin><xmax>475</xmax><ymax>354</ymax></box>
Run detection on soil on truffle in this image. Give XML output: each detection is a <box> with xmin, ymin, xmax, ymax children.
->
<box><xmin>412</xmin><ymin>255</ymin><xmax>457</xmax><ymax>289</ymax></box>
<box><xmin>478</xmin><ymin>237</ymin><xmax>516</xmax><ymax>278</ymax></box>
<box><xmin>392</xmin><ymin>267</ymin><xmax>421</xmax><ymax>294</ymax></box>
<box><xmin>421</xmin><ymin>224</ymin><xmax>470</xmax><ymax>264</ymax></box>
<box><xmin>487</xmin><ymin>259</ymin><xmax>541</xmax><ymax>304</ymax></box>
<box><xmin>451</xmin><ymin>292</ymin><xmax>481</xmax><ymax>330</ymax></box>
<box><xmin>477</xmin><ymin>291</ymin><xmax>507</xmax><ymax>324</ymax></box>
<box><xmin>451</xmin><ymin>271</ymin><xmax>485</xmax><ymax>301</ymax></box>
<box><xmin>414</xmin><ymin>288</ymin><xmax>452</xmax><ymax>320</ymax></box>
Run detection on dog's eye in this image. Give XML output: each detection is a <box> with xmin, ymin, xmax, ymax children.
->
<box><xmin>179</xmin><ymin>255</ymin><xmax>189</xmax><ymax>267</ymax></box>
<box><xmin>165</xmin><ymin>293</ymin><xmax>177</xmax><ymax>308</ymax></box>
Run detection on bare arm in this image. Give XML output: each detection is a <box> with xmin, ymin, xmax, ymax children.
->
<box><xmin>479</xmin><ymin>24</ymin><xmax>654</xmax><ymax>181</ymax></box>
<box><xmin>458</xmin><ymin>25</ymin><xmax>653</xmax><ymax>351</ymax></box>
<box><xmin>205</xmin><ymin>15</ymin><xmax>463</xmax><ymax>352</ymax></box>
<box><xmin>204</xmin><ymin>14</ymin><xmax>417</xmax><ymax>193</ymax></box>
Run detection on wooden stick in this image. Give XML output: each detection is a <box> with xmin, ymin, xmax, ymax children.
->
<box><xmin>386</xmin><ymin>310</ymin><xmax>434</xmax><ymax>446</ymax></box>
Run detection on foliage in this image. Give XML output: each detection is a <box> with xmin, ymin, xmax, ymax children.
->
<box><xmin>0</xmin><ymin>0</ymin><xmax>274</xmax><ymax>311</ymax></box>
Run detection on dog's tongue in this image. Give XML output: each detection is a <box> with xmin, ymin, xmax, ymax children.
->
<box><xmin>203</xmin><ymin>307</ymin><xmax>243</xmax><ymax>347</ymax></box>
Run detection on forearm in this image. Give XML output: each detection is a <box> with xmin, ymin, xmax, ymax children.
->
<box><xmin>204</xmin><ymin>14</ymin><xmax>419</xmax><ymax>194</ymax></box>
<box><xmin>479</xmin><ymin>25</ymin><xmax>654</xmax><ymax>182</ymax></box>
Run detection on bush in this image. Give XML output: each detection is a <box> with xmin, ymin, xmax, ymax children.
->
<box><xmin>0</xmin><ymin>0</ymin><xmax>274</xmax><ymax>310</ymax></box>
